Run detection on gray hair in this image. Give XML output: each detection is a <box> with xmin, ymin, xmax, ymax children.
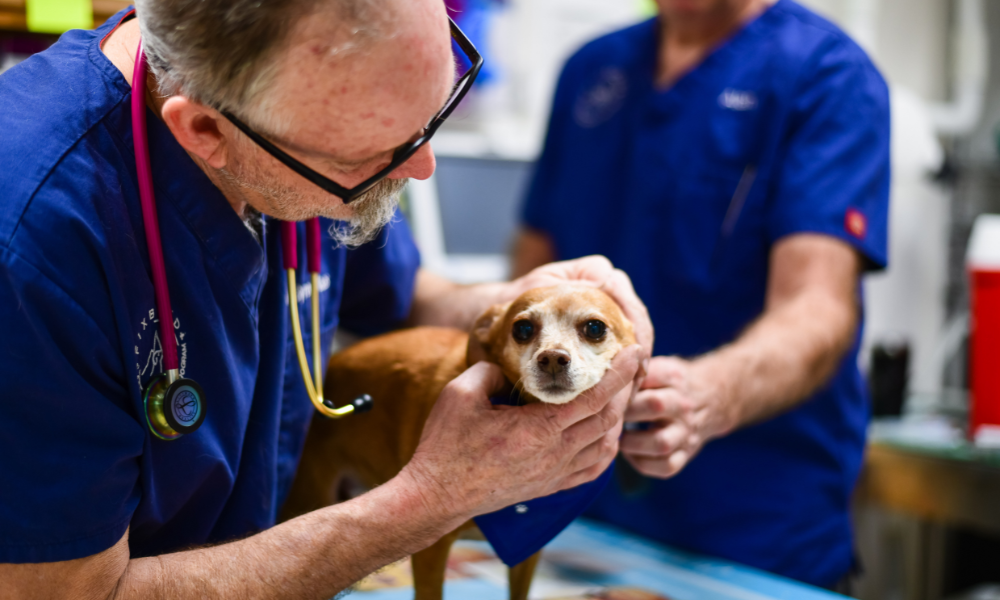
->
<box><xmin>135</xmin><ymin>0</ymin><xmax>383</xmax><ymax>136</ymax></box>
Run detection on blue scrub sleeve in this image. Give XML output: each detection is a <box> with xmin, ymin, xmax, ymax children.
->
<box><xmin>767</xmin><ymin>43</ymin><xmax>890</xmax><ymax>270</ymax></box>
<box><xmin>0</xmin><ymin>251</ymin><xmax>142</xmax><ymax>563</ymax></box>
<box><xmin>338</xmin><ymin>211</ymin><xmax>421</xmax><ymax>336</ymax></box>
<box><xmin>520</xmin><ymin>53</ymin><xmax>581</xmax><ymax>239</ymax></box>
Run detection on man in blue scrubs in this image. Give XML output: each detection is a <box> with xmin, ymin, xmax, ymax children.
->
<box><xmin>514</xmin><ymin>0</ymin><xmax>889</xmax><ymax>590</ymax></box>
<box><xmin>0</xmin><ymin>1</ymin><xmax>652</xmax><ymax>597</ymax></box>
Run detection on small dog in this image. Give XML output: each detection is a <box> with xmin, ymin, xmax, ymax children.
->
<box><xmin>282</xmin><ymin>285</ymin><xmax>635</xmax><ymax>600</ymax></box>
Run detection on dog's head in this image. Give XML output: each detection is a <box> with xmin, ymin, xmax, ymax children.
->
<box><xmin>469</xmin><ymin>285</ymin><xmax>635</xmax><ymax>404</ymax></box>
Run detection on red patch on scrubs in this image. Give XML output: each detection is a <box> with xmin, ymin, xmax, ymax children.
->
<box><xmin>845</xmin><ymin>208</ymin><xmax>867</xmax><ymax>240</ymax></box>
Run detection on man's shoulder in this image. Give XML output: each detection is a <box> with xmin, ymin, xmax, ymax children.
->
<box><xmin>765</xmin><ymin>0</ymin><xmax>884</xmax><ymax>84</ymax></box>
<box><xmin>0</xmin><ymin>27</ymin><xmax>132</xmax><ymax>249</ymax></box>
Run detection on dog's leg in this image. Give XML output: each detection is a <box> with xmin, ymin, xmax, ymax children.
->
<box><xmin>410</xmin><ymin>529</ymin><xmax>461</xmax><ymax>600</ymax></box>
<box><xmin>507</xmin><ymin>550</ymin><xmax>541</xmax><ymax>600</ymax></box>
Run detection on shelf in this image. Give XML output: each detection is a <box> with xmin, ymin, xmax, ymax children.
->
<box><xmin>857</xmin><ymin>442</ymin><xmax>1000</xmax><ymax>536</ymax></box>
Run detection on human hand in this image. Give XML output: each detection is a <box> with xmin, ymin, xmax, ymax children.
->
<box><xmin>508</xmin><ymin>256</ymin><xmax>654</xmax><ymax>358</ymax></box>
<box><xmin>403</xmin><ymin>344</ymin><xmax>643</xmax><ymax>520</ymax></box>
<box><xmin>619</xmin><ymin>355</ymin><xmax>736</xmax><ymax>478</ymax></box>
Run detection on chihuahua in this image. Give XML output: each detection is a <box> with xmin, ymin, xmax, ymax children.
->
<box><xmin>282</xmin><ymin>284</ymin><xmax>635</xmax><ymax>600</ymax></box>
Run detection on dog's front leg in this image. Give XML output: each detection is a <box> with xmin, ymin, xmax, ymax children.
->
<box><xmin>410</xmin><ymin>529</ymin><xmax>462</xmax><ymax>600</ymax></box>
<box><xmin>507</xmin><ymin>550</ymin><xmax>541</xmax><ymax>600</ymax></box>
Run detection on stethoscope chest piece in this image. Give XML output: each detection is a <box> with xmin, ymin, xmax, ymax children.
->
<box><xmin>144</xmin><ymin>375</ymin><xmax>207</xmax><ymax>441</ymax></box>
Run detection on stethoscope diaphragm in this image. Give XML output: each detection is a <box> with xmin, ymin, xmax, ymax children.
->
<box><xmin>143</xmin><ymin>374</ymin><xmax>207</xmax><ymax>441</ymax></box>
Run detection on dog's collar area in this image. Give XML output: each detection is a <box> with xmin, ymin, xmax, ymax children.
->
<box><xmin>489</xmin><ymin>384</ymin><xmax>524</xmax><ymax>407</ymax></box>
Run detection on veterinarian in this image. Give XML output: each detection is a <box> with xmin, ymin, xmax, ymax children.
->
<box><xmin>0</xmin><ymin>0</ymin><xmax>653</xmax><ymax>597</ymax></box>
<box><xmin>513</xmin><ymin>0</ymin><xmax>888</xmax><ymax>592</ymax></box>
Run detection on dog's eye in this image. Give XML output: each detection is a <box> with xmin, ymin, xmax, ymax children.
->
<box><xmin>512</xmin><ymin>320</ymin><xmax>535</xmax><ymax>343</ymax></box>
<box><xmin>583</xmin><ymin>320</ymin><xmax>607</xmax><ymax>340</ymax></box>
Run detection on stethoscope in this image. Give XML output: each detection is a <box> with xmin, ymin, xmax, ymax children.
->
<box><xmin>132</xmin><ymin>44</ymin><xmax>370</xmax><ymax>441</ymax></box>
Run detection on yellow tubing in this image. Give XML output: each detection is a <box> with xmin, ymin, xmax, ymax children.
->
<box><xmin>287</xmin><ymin>269</ymin><xmax>355</xmax><ymax>418</ymax></box>
<box><xmin>311</xmin><ymin>272</ymin><xmax>323</xmax><ymax>402</ymax></box>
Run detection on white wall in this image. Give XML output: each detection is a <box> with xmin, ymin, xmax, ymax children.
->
<box><xmin>799</xmin><ymin>0</ymin><xmax>949</xmax><ymax>101</ymax></box>
<box><xmin>799</xmin><ymin>0</ymin><xmax>954</xmax><ymax>394</ymax></box>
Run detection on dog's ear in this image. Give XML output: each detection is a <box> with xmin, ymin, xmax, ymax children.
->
<box><xmin>466</xmin><ymin>301</ymin><xmax>511</xmax><ymax>367</ymax></box>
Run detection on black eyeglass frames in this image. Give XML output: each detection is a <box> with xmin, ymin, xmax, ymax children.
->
<box><xmin>222</xmin><ymin>17</ymin><xmax>483</xmax><ymax>205</ymax></box>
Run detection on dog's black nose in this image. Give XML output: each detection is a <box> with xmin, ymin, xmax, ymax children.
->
<box><xmin>537</xmin><ymin>349</ymin><xmax>571</xmax><ymax>374</ymax></box>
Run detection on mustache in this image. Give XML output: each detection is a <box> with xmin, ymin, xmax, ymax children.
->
<box><xmin>330</xmin><ymin>177</ymin><xmax>409</xmax><ymax>248</ymax></box>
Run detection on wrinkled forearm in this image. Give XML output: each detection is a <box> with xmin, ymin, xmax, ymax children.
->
<box><xmin>112</xmin><ymin>469</ymin><xmax>466</xmax><ymax>600</ymax></box>
<box><xmin>693</xmin><ymin>286</ymin><xmax>859</xmax><ymax>433</ymax></box>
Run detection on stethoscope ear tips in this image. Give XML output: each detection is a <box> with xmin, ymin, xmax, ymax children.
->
<box><xmin>351</xmin><ymin>394</ymin><xmax>374</xmax><ymax>414</ymax></box>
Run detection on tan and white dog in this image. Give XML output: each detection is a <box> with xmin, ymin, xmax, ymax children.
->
<box><xmin>282</xmin><ymin>284</ymin><xmax>635</xmax><ymax>600</ymax></box>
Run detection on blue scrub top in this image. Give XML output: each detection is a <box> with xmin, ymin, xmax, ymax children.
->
<box><xmin>522</xmin><ymin>0</ymin><xmax>889</xmax><ymax>587</ymax></box>
<box><xmin>0</xmin><ymin>11</ymin><xmax>420</xmax><ymax>563</ymax></box>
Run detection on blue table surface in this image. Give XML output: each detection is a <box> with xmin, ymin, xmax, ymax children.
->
<box><xmin>350</xmin><ymin>518</ymin><xmax>848</xmax><ymax>600</ymax></box>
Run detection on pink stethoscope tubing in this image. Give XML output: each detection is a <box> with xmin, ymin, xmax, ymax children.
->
<box><xmin>131</xmin><ymin>43</ymin><xmax>178</xmax><ymax>379</ymax></box>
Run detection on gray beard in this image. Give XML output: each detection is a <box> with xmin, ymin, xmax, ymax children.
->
<box><xmin>219</xmin><ymin>166</ymin><xmax>408</xmax><ymax>249</ymax></box>
<box><xmin>241</xmin><ymin>205</ymin><xmax>264</xmax><ymax>244</ymax></box>
<box><xmin>327</xmin><ymin>177</ymin><xmax>409</xmax><ymax>248</ymax></box>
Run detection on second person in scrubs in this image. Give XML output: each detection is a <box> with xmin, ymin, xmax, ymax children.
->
<box><xmin>513</xmin><ymin>0</ymin><xmax>890</xmax><ymax>591</ymax></box>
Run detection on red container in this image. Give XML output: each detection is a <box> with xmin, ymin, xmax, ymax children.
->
<box><xmin>968</xmin><ymin>215</ymin><xmax>1000</xmax><ymax>440</ymax></box>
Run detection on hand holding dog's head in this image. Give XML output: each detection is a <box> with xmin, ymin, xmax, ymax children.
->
<box><xmin>468</xmin><ymin>285</ymin><xmax>636</xmax><ymax>404</ymax></box>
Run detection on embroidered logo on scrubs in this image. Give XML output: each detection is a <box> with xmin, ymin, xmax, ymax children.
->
<box><xmin>718</xmin><ymin>88</ymin><xmax>758</xmax><ymax>111</ymax></box>
<box><xmin>845</xmin><ymin>208</ymin><xmax>867</xmax><ymax>240</ymax></box>
<box><xmin>286</xmin><ymin>273</ymin><xmax>332</xmax><ymax>306</ymax></box>
<box><xmin>134</xmin><ymin>307</ymin><xmax>189</xmax><ymax>389</ymax></box>
<box><xmin>574</xmin><ymin>68</ymin><xmax>628</xmax><ymax>128</ymax></box>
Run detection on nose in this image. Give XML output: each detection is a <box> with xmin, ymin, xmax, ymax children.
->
<box><xmin>537</xmin><ymin>349</ymin><xmax>571</xmax><ymax>375</ymax></box>
<box><xmin>387</xmin><ymin>142</ymin><xmax>436</xmax><ymax>181</ymax></box>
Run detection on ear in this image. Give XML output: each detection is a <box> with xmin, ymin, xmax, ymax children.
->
<box><xmin>160</xmin><ymin>96</ymin><xmax>230</xmax><ymax>170</ymax></box>
<box><xmin>618</xmin><ymin>317</ymin><xmax>637</xmax><ymax>346</ymax></box>
<box><xmin>466</xmin><ymin>301</ymin><xmax>511</xmax><ymax>367</ymax></box>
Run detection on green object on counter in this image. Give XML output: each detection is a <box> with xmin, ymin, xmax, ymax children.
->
<box><xmin>869</xmin><ymin>417</ymin><xmax>1000</xmax><ymax>469</ymax></box>
<box><xmin>636</xmin><ymin>0</ymin><xmax>659</xmax><ymax>17</ymax></box>
<box><xmin>25</xmin><ymin>0</ymin><xmax>93</xmax><ymax>34</ymax></box>
<box><xmin>877</xmin><ymin>439</ymin><xmax>1000</xmax><ymax>468</ymax></box>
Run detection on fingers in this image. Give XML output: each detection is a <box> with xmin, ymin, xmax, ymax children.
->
<box><xmin>515</xmin><ymin>255</ymin><xmax>613</xmax><ymax>293</ymax></box>
<box><xmin>561</xmin><ymin>384</ymin><xmax>629</xmax><ymax>453</ymax></box>
<box><xmin>539</xmin><ymin>344</ymin><xmax>642</xmax><ymax>431</ymax></box>
<box><xmin>598</xmin><ymin>268</ymin><xmax>654</xmax><ymax>355</ymax></box>
<box><xmin>624</xmin><ymin>388</ymin><xmax>691</xmax><ymax>422</ymax></box>
<box><xmin>543</xmin><ymin>255</ymin><xmax>615</xmax><ymax>284</ymax></box>
<box><xmin>639</xmin><ymin>355</ymin><xmax>689</xmax><ymax>390</ymax></box>
<box><xmin>619</xmin><ymin>418</ymin><xmax>703</xmax><ymax>479</ymax></box>
<box><xmin>624</xmin><ymin>449</ymin><xmax>691</xmax><ymax>479</ymax></box>
<box><xmin>566</xmin><ymin>426</ymin><xmax>619</xmax><ymax>473</ymax></box>
<box><xmin>619</xmin><ymin>421</ymin><xmax>688</xmax><ymax>457</ymax></box>
<box><xmin>560</xmin><ymin>445</ymin><xmax>618</xmax><ymax>491</ymax></box>
<box><xmin>440</xmin><ymin>361</ymin><xmax>508</xmax><ymax>409</ymax></box>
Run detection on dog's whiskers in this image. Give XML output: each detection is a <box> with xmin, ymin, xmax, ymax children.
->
<box><xmin>510</xmin><ymin>377</ymin><xmax>526</xmax><ymax>406</ymax></box>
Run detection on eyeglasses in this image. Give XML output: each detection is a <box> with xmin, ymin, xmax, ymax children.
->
<box><xmin>222</xmin><ymin>18</ymin><xmax>483</xmax><ymax>205</ymax></box>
